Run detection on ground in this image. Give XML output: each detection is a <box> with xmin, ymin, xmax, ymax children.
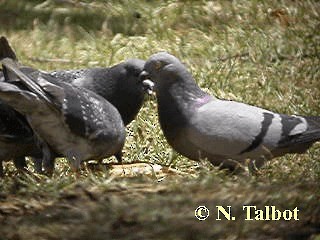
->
<box><xmin>0</xmin><ymin>1</ymin><xmax>319</xmax><ymax>239</ymax></box>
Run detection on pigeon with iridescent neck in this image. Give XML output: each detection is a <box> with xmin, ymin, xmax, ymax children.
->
<box><xmin>140</xmin><ymin>52</ymin><xmax>320</xmax><ymax>171</ymax></box>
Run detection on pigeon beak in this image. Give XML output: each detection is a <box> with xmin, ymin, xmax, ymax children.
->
<box><xmin>143</xmin><ymin>79</ymin><xmax>155</xmax><ymax>95</ymax></box>
<box><xmin>139</xmin><ymin>70</ymin><xmax>149</xmax><ymax>81</ymax></box>
<box><xmin>140</xmin><ymin>71</ymin><xmax>155</xmax><ymax>95</ymax></box>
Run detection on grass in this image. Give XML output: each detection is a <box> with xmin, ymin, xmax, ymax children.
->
<box><xmin>0</xmin><ymin>0</ymin><xmax>320</xmax><ymax>239</ymax></box>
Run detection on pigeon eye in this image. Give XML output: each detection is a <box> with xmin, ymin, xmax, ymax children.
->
<box><xmin>154</xmin><ymin>61</ymin><xmax>162</xmax><ymax>71</ymax></box>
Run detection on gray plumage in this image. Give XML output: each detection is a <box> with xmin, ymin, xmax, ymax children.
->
<box><xmin>49</xmin><ymin>58</ymin><xmax>146</xmax><ymax>126</ymax></box>
<box><xmin>0</xmin><ymin>57</ymin><xmax>126</xmax><ymax>172</ymax></box>
<box><xmin>0</xmin><ymin>100</ymin><xmax>42</xmax><ymax>176</ymax></box>
<box><xmin>141</xmin><ymin>52</ymin><xmax>320</xmax><ymax>171</ymax></box>
<box><xmin>0</xmin><ymin>60</ymin><xmax>146</xmax><ymax>126</ymax></box>
<box><xmin>0</xmin><ymin>37</ymin><xmax>42</xmax><ymax>175</ymax></box>
<box><xmin>34</xmin><ymin>61</ymin><xmax>146</xmax><ymax>172</ymax></box>
<box><xmin>0</xmin><ymin>36</ymin><xmax>146</xmax><ymax>174</ymax></box>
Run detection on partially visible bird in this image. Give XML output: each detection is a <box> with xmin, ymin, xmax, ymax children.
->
<box><xmin>49</xmin><ymin>58</ymin><xmax>146</xmax><ymax>126</ymax></box>
<box><xmin>0</xmin><ymin>36</ymin><xmax>147</xmax><ymax>174</ymax></box>
<box><xmin>140</xmin><ymin>52</ymin><xmax>320</xmax><ymax>171</ymax></box>
<box><xmin>0</xmin><ymin>37</ymin><xmax>146</xmax><ymax>126</ymax></box>
<box><xmin>0</xmin><ymin>100</ymin><xmax>42</xmax><ymax>176</ymax></box>
<box><xmin>0</xmin><ymin>57</ymin><xmax>126</xmax><ymax>172</ymax></box>
<box><xmin>0</xmin><ymin>36</ymin><xmax>42</xmax><ymax>176</ymax></box>
<box><xmin>41</xmin><ymin>60</ymin><xmax>147</xmax><ymax>172</ymax></box>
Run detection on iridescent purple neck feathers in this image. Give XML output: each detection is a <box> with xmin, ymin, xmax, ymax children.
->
<box><xmin>193</xmin><ymin>95</ymin><xmax>213</xmax><ymax>108</ymax></box>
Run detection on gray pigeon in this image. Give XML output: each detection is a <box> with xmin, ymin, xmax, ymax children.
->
<box><xmin>36</xmin><ymin>61</ymin><xmax>146</xmax><ymax>172</ymax></box>
<box><xmin>0</xmin><ymin>36</ymin><xmax>146</xmax><ymax>126</ymax></box>
<box><xmin>0</xmin><ymin>57</ymin><xmax>126</xmax><ymax>172</ymax></box>
<box><xmin>0</xmin><ymin>36</ymin><xmax>42</xmax><ymax>176</ymax></box>
<box><xmin>0</xmin><ymin>36</ymin><xmax>147</xmax><ymax>174</ymax></box>
<box><xmin>49</xmin><ymin>58</ymin><xmax>146</xmax><ymax>126</ymax></box>
<box><xmin>0</xmin><ymin>100</ymin><xmax>42</xmax><ymax>176</ymax></box>
<box><xmin>140</xmin><ymin>52</ymin><xmax>320</xmax><ymax>171</ymax></box>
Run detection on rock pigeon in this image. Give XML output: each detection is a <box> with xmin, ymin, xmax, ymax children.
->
<box><xmin>0</xmin><ymin>36</ymin><xmax>147</xmax><ymax>174</ymax></box>
<box><xmin>0</xmin><ymin>57</ymin><xmax>126</xmax><ymax>173</ymax></box>
<box><xmin>0</xmin><ymin>36</ymin><xmax>43</xmax><ymax>176</ymax></box>
<box><xmin>49</xmin><ymin>58</ymin><xmax>146</xmax><ymax>126</ymax></box>
<box><xmin>0</xmin><ymin>100</ymin><xmax>42</xmax><ymax>176</ymax></box>
<box><xmin>140</xmin><ymin>52</ymin><xmax>320</xmax><ymax>171</ymax></box>
<box><xmin>0</xmin><ymin>37</ymin><xmax>146</xmax><ymax>126</ymax></box>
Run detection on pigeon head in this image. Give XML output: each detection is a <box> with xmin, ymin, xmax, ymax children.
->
<box><xmin>48</xmin><ymin>58</ymin><xmax>147</xmax><ymax>126</ymax></box>
<box><xmin>143</xmin><ymin>52</ymin><xmax>181</xmax><ymax>73</ymax></box>
<box><xmin>114</xmin><ymin>58</ymin><xmax>146</xmax><ymax>92</ymax></box>
<box><xmin>107</xmin><ymin>58</ymin><xmax>147</xmax><ymax>125</ymax></box>
<box><xmin>122</xmin><ymin>59</ymin><xmax>146</xmax><ymax>85</ymax></box>
<box><xmin>140</xmin><ymin>52</ymin><xmax>206</xmax><ymax>99</ymax></box>
<box><xmin>140</xmin><ymin>52</ymin><xmax>185</xmax><ymax>89</ymax></box>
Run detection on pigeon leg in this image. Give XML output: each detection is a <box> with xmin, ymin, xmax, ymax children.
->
<box><xmin>115</xmin><ymin>151</ymin><xmax>123</xmax><ymax>163</ymax></box>
<box><xmin>68</xmin><ymin>157</ymin><xmax>82</xmax><ymax>178</ymax></box>
<box><xmin>13</xmin><ymin>156</ymin><xmax>28</xmax><ymax>171</ymax></box>
<box><xmin>43</xmin><ymin>153</ymin><xmax>57</xmax><ymax>176</ymax></box>
<box><xmin>32</xmin><ymin>157</ymin><xmax>43</xmax><ymax>173</ymax></box>
<box><xmin>0</xmin><ymin>160</ymin><xmax>3</xmax><ymax>177</ymax></box>
<box><xmin>66</xmin><ymin>150</ymin><xmax>82</xmax><ymax>173</ymax></box>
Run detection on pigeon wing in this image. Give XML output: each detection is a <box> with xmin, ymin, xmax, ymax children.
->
<box><xmin>187</xmin><ymin>99</ymin><xmax>282</xmax><ymax>157</ymax></box>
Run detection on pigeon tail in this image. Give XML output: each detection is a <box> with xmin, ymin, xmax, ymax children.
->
<box><xmin>274</xmin><ymin>115</ymin><xmax>320</xmax><ymax>154</ymax></box>
<box><xmin>1</xmin><ymin>58</ymin><xmax>54</xmax><ymax>105</ymax></box>
<box><xmin>0</xmin><ymin>36</ymin><xmax>17</xmax><ymax>61</ymax></box>
<box><xmin>297</xmin><ymin>116</ymin><xmax>320</xmax><ymax>144</ymax></box>
<box><xmin>305</xmin><ymin>116</ymin><xmax>320</xmax><ymax>130</ymax></box>
<box><xmin>0</xmin><ymin>81</ymin><xmax>43</xmax><ymax>114</ymax></box>
<box><xmin>293</xmin><ymin>116</ymin><xmax>320</xmax><ymax>144</ymax></box>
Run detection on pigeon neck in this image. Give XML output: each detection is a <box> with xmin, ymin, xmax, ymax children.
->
<box><xmin>193</xmin><ymin>95</ymin><xmax>213</xmax><ymax>108</ymax></box>
<box><xmin>156</xmin><ymin>79</ymin><xmax>210</xmax><ymax>129</ymax></box>
<box><xmin>166</xmin><ymin>79</ymin><xmax>209</xmax><ymax>105</ymax></box>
